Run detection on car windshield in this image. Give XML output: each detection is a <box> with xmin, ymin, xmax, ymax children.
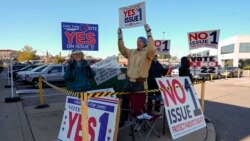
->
<box><xmin>34</xmin><ymin>66</ymin><xmax>47</xmax><ymax>72</ymax></box>
<box><xmin>30</xmin><ymin>65</ymin><xmax>46</xmax><ymax>72</ymax></box>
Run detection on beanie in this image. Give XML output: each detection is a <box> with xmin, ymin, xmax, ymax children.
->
<box><xmin>138</xmin><ymin>36</ymin><xmax>148</xmax><ymax>46</ymax></box>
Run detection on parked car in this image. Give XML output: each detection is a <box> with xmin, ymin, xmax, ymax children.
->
<box><xmin>8</xmin><ymin>63</ymin><xmax>27</xmax><ymax>78</ymax></box>
<box><xmin>221</xmin><ymin>66</ymin><xmax>243</xmax><ymax>78</ymax></box>
<box><xmin>170</xmin><ymin>64</ymin><xmax>180</xmax><ymax>76</ymax></box>
<box><xmin>13</xmin><ymin>65</ymin><xmax>40</xmax><ymax>80</ymax></box>
<box><xmin>25</xmin><ymin>64</ymin><xmax>66</xmax><ymax>88</ymax></box>
<box><xmin>16</xmin><ymin>65</ymin><xmax>47</xmax><ymax>82</ymax></box>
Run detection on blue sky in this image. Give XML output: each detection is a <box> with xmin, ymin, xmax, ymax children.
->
<box><xmin>1</xmin><ymin>0</ymin><xmax>250</xmax><ymax>58</ymax></box>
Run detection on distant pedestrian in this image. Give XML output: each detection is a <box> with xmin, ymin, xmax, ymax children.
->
<box><xmin>179</xmin><ymin>56</ymin><xmax>193</xmax><ymax>83</ymax></box>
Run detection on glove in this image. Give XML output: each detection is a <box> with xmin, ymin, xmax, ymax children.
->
<box><xmin>144</xmin><ymin>24</ymin><xmax>152</xmax><ymax>37</ymax></box>
<box><xmin>117</xmin><ymin>28</ymin><xmax>123</xmax><ymax>40</ymax></box>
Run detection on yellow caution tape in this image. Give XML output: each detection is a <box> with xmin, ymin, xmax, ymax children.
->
<box><xmin>42</xmin><ymin>79</ymin><xmax>204</xmax><ymax>99</ymax></box>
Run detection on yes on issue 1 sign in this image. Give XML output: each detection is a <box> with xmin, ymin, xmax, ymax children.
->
<box><xmin>57</xmin><ymin>88</ymin><xmax>120</xmax><ymax>141</ymax></box>
<box><xmin>156</xmin><ymin>77</ymin><xmax>206</xmax><ymax>140</ymax></box>
<box><xmin>61</xmin><ymin>22</ymin><xmax>98</xmax><ymax>51</ymax></box>
<box><xmin>188</xmin><ymin>30</ymin><xmax>220</xmax><ymax>50</ymax></box>
<box><xmin>119</xmin><ymin>2</ymin><xmax>146</xmax><ymax>29</ymax></box>
<box><xmin>154</xmin><ymin>40</ymin><xmax>171</xmax><ymax>55</ymax></box>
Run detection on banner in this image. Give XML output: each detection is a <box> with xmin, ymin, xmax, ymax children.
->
<box><xmin>119</xmin><ymin>2</ymin><xmax>146</xmax><ymax>29</ymax></box>
<box><xmin>156</xmin><ymin>77</ymin><xmax>206</xmax><ymax>140</ymax></box>
<box><xmin>189</xmin><ymin>56</ymin><xmax>218</xmax><ymax>75</ymax></box>
<box><xmin>154</xmin><ymin>40</ymin><xmax>171</xmax><ymax>55</ymax></box>
<box><xmin>188</xmin><ymin>30</ymin><xmax>220</xmax><ymax>50</ymax></box>
<box><xmin>58</xmin><ymin>88</ymin><xmax>120</xmax><ymax>141</ymax></box>
<box><xmin>61</xmin><ymin>22</ymin><xmax>98</xmax><ymax>51</ymax></box>
<box><xmin>90</xmin><ymin>56</ymin><xmax>121</xmax><ymax>85</ymax></box>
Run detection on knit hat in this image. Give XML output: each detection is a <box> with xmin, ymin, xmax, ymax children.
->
<box><xmin>71</xmin><ymin>50</ymin><xmax>84</xmax><ymax>55</ymax></box>
<box><xmin>138</xmin><ymin>36</ymin><xmax>148</xmax><ymax>46</ymax></box>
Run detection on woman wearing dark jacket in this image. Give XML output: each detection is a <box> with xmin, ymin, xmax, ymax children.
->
<box><xmin>147</xmin><ymin>55</ymin><xmax>166</xmax><ymax>112</ymax></box>
<box><xmin>64</xmin><ymin>50</ymin><xmax>95</xmax><ymax>92</ymax></box>
<box><xmin>179</xmin><ymin>56</ymin><xmax>193</xmax><ymax>83</ymax></box>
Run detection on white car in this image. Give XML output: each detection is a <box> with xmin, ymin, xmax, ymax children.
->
<box><xmin>25</xmin><ymin>64</ymin><xmax>66</xmax><ymax>88</ymax></box>
<box><xmin>170</xmin><ymin>64</ymin><xmax>180</xmax><ymax>76</ymax></box>
<box><xmin>16</xmin><ymin>65</ymin><xmax>47</xmax><ymax>81</ymax></box>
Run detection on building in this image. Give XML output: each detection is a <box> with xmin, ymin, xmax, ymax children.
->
<box><xmin>189</xmin><ymin>35</ymin><xmax>250</xmax><ymax>67</ymax></box>
<box><xmin>0</xmin><ymin>49</ymin><xmax>18</xmax><ymax>60</ymax></box>
<box><xmin>218</xmin><ymin>35</ymin><xmax>250</xmax><ymax>67</ymax></box>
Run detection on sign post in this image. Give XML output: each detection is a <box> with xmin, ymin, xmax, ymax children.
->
<box><xmin>81</xmin><ymin>93</ymin><xmax>88</xmax><ymax>141</ymax></box>
<box><xmin>5</xmin><ymin>59</ymin><xmax>20</xmax><ymax>103</ymax></box>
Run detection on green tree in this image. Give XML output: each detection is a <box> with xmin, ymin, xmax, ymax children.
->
<box><xmin>53</xmin><ymin>55</ymin><xmax>65</xmax><ymax>64</ymax></box>
<box><xmin>17</xmin><ymin>45</ymin><xmax>37</xmax><ymax>62</ymax></box>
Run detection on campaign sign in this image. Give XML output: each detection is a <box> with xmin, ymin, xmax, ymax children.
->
<box><xmin>57</xmin><ymin>89</ymin><xmax>120</xmax><ymax>141</ymax></box>
<box><xmin>91</xmin><ymin>55</ymin><xmax>121</xmax><ymax>85</ymax></box>
<box><xmin>61</xmin><ymin>22</ymin><xmax>98</xmax><ymax>51</ymax></box>
<box><xmin>154</xmin><ymin>40</ymin><xmax>171</xmax><ymax>55</ymax></box>
<box><xmin>156</xmin><ymin>77</ymin><xmax>206</xmax><ymax>140</ymax></box>
<box><xmin>188</xmin><ymin>30</ymin><xmax>220</xmax><ymax>50</ymax></box>
<box><xmin>119</xmin><ymin>2</ymin><xmax>146</xmax><ymax>28</ymax></box>
<box><xmin>189</xmin><ymin>56</ymin><xmax>218</xmax><ymax>75</ymax></box>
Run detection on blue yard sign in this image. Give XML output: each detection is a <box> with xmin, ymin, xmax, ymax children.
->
<box><xmin>61</xmin><ymin>22</ymin><xmax>98</xmax><ymax>51</ymax></box>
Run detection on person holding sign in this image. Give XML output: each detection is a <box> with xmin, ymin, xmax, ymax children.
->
<box><xmin>147</xmin><ymin>55</ymin><xmax>165</xmax><ymax>112</ymax></box>
<box><xmin>64</xmin><ymin>50</ymin><xmax>95</xmax><ymax>92</ymax></box>
<box><xmin>117</xmin><ymin>24</ymin><xmax>156</xmax><ymax>126</ymax></box>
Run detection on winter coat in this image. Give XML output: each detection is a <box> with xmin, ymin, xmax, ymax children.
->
<box><xmin>64</xmin><ymin>59</ymin><xmax>95</xmax><ymax>92</ymax></box>
<box><xmin>147</xmin><ymin>60</ymin><xmax>165</xmax><ymax>89</ymax></box>
<box><xmin>179</xmin><ymin>57</ymin><xmax>193</xmax><ymax>83</ymax></box>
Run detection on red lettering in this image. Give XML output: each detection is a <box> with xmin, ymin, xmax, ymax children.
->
<box><xmin>189</xmin><ymin>33</ymin><xmax>198</xmax><ymax>41</ymax></box>
<box><xmin>86</xmin><ymin>33</ymin><xmax>96</xmax><ymax>45</ymax></box>
<box><xmin>172</xmin><ymin>79</ymin><xmax>186</xmax><ymax>104</ymax></box>
<box><xmin>76</xmin><ymin>32</ymin><xmax>85</xmax><ymax>44</ymax></box>
<box><xmin>198</xmin><ymin>32</ymin><xmax>208</xmax><ymax>39</ymax></box>
<box><xmin>189</xmin><ymin>32</ymin><xmax>208</xmax><ymax>41</ymax></box>
<box><xmin>123</xmin><ymin>10</ymin><xmax>128</xmax><ymax>17</ymax></box>
<box><xmin>74</xmin><ymin>115</ymin><xmax>82</xmax><ymax>141</ymax></box>
<box><xmin>65</xmin><ymin>31</ymin><xmax>76</xmax><ymax>44</ymax></box>
<box><xmin>67</xmin><ymin>112</ymin><xmax>79</xmax><ymax>138</ymax></box>
<box><xmin>88</xmin><ymin>117</ymin><xmax>97</xmax><ymax>141</ymax></box>
<box><xmin>158</xmin><ymin>80</ymin><xmax>177</xmax><ymax>107</ymax></box>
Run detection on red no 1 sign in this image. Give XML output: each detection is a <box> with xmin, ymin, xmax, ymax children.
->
<box><xmin>154</xmin><ymin>40</ymin><xmax>170</xmax><ymax>54</ymax></box>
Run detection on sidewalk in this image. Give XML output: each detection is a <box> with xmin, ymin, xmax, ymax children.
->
<box><xmin>0</xmin><ymin>69</ymin><xmax>33</xmax><ymax>141</ymax></box>
<box><xmin>0</xmin><ymin>69</ymin><xmax>216</xmax><ymax>141</ymax></box>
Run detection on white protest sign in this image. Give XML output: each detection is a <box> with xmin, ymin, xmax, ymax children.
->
<box><xmin>188</xmin><ymin>30</ymin><xmax>220</xmax><ymax>50</ymax></box>
<box><xmin>91</xmin><ymin>55</ymin><xmax>121</xmax><ymax>85</ymax></box>
<box><xmin>119</xmin><ymin>2</ymin><xmax>146</xmax><ymax>29</ymax></box>
<box><xmin>58</xmin><ymin>88</ymin><xmax>120</xmax><ymax>141</ymax></box>
<box><xmin>154</xmin><ymin>40</ymin><xmax>170</xmax><ymax>55</ymax></box>
<box><xmin>156</xmin><ymin>77</ymin><xmax>206</xmax><ymax>140</ymax></box>
<box><xmin>189</xmin><ymin>56</ymin><xmax>218</xmax><ymax>75</ymax></box>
